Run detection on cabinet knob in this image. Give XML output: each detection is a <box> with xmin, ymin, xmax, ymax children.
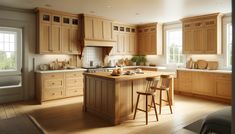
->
<box><xmin>52</xmin><ymin>93</ymin><xmax>55</xmax><ymax>95</ymax></box>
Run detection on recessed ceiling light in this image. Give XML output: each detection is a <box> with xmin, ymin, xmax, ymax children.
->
<box><xmin>44</xmin><ymin>4</ymin><xmax>52</xmax><ymax>7</ymax></box>
<box><xmin>89</xmin><ymin>11</ymin><xmax>96</xmax><ymax>14</ymax></box>
<box><xmin>106</xmin><ymin>5</ymin><xmax>112</xmax><ymax>8</ymax></box>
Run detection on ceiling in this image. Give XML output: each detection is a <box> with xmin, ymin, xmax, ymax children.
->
<box><xmin>0</xmin><ymin>0</ymin><xmax>231</xmax><ymax>24</ymax></box>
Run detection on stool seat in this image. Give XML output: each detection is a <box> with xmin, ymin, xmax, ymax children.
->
<box><xmin>136</xmin><ymin>91</ymin><xmax>156</xmax><ymax>95</ymax></box>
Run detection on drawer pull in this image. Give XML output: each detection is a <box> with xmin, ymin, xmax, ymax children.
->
<box><xmin>51</xmin><ymin>75</ymin><xmax>55</xmax><ymax>77</ymax></box>
<box><xmin>74</xmin><ymin>90</ymin><xmax>77</xmax><ymax>92</ymax></box>
<box><xmin>52</xmin><ymin>82</ymin><xmax>55</xmax><ymax>85</ymax></box>
<box><xmin>52</xmin><ymin>93</ymin><xmax>55</xmax><ymax>95</ymax></box>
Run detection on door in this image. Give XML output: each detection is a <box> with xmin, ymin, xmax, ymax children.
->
<box><xmin>183</xmin><ymin>29</ymin><xmax>193</xmax><ymax>54</ymax></box>
<box><xmin>103</xmin><ymin>20</ymin><xmax>112</xmax><ymax>40</ymax></box>
<box><xmin>193</xmin><ymin>28</ymin><xmax>204</xmax><ymax>53</ymax></box>
<box><xmin>70</xmin><ymin>28</ymin><xmax>80</xmax><ymax>54</ymax></box>
<box><xmin>93</xmin><ymin>18</ymin><xmax>103</xmax><ymax>40</ymax></box>
<box><xmin>84</xmin><ymin>17</ymin><xmax>93</xmax><ymax>39</ymax></box>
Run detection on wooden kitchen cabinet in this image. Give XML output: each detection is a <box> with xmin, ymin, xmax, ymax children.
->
<box><xmin>36</xmin><ymin>8</ymin><xmax>81</xmax><ymax>54</ymax></box>
<box><xmin>182</xmin><ymin>13</ymin><xmax>222</xmax><ymax>54</ymax></box>
<box><xmin>177</xmin><ymin>70</ymin><xmax>192</xmax><ymax>93</ymax></box>
<box><xmin>110</xmin><ymin>23</ymin><xmax>137</xmax><ymax>55</ymax></box>
<box><xmin>215</xmin><ymin>73</ymin><xmax>232</xmax><ymax>99</ymax></box>
<box><xmin>191</xmin><ymin>72</ymin><xmax>215</xmax><ymax>96</ymax></box>
<box><xmin>83</xmin><ymin>15</ymin><xmax>113</xmax><ymax>41</ymax></box>
<box><xmin>176</xmin><ymin>70</ymin><xmax>231</xmax><ymax>103</ymax></box>
<box><xmin>36</xmin><ymin>71</ymin><xmax>84</xmax><ymax>103</ymax></box>
<box><xmin>137</xmin><ymin>23</ymin><xmax>162</xmax><ymax>55</ymax></box>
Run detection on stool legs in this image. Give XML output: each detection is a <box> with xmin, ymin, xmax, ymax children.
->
<box><xmin>166</xmin><ymin>90</ymin><xmax>173</xmax><ymax>114</ymax></box>
<box><xmin>133</xmin><ymin>94</ymin><xmax>140</xmax><ymax>120</ymax></box>
<box><xmin>145</xmin><ymin>95</ymin><xmax>148</xmax><ymax>125</ymax></box>
<box><xmin>152</xmin><ymin>95</ymin><xmax>158</xmax><ymax>121</ymax></box>
<box><xmin>159</xmin><ymin>90</ymin><xmax>162</xmax><ymax>114</ymax></box>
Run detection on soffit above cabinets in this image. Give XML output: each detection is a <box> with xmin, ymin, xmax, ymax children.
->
<box><xmin>0</xmin><ymin>0</ymin><xmax>231</xmax><ymax>24</ymax></box>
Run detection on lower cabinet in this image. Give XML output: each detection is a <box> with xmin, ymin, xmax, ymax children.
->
<box><xmin>176</xmin><ymin>70</ymin><xmax>231</xmax><ymax>103</ymax></box>
<box><xmin>36</xmin><ymin>71</ymin><xmax>84</xmax><ymax>103</ymax></box>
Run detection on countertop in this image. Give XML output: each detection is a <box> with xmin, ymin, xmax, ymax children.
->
<box><xmin>177</xmin><ymin>68</ymin><xmax>232</xmax><ymax>74</ymax></box>
<box><xmin>83</xmin><ymin>71</ymin><xmax>175</xmax><ymax>81</ymax></box>
<box><xmin>35</xmin><ymin>66</ymin><xmax>167</xmax><ymax>74</ymax></box>
<box><xmin>35</xmin><ymin>68</ymin><xmax>87</xmax><ymax>73</ymax></box>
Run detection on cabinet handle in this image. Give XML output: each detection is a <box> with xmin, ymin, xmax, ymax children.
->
<box><xmin>74</xmin><ymin>90</ymin><xmax>77</xmax><ymax>92</ymax></box>
<box><xmin>52</xmin><ymin>82</ymin><xmax>55</xmax><ymax>85</ymax></box>
<box><xmin>52</xmin><ymin>93</ymin><xmax>55</xmax><ymax>95</ymax></box>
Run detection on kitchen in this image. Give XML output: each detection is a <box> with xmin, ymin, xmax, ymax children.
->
<box><xmin>0</xmin><ymin>0</ymin><xmax>233</xmax><ymax>134</ymax></box>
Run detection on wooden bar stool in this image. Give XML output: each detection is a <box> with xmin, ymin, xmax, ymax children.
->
<box><xmin>133</xmin><ymin>77</ymin><xmax>158</xmax><ymax>125</ymax></box>
<box><xmin>151</xmin><ymin>75</ymin><xmax>173</xmax><ymax>114</ymax></box>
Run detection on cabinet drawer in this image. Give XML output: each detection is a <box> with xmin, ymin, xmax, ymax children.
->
<box><xmin>43</xmin><ymin>73</ymin><xmax>64</xmax><ymax>79</ymax></box>
<box><xmin>44</xmin><ymin>90</ymin><xmax>64</xmax><ymax>100</ymax></box>
<box><xmin>65</xmin><ymin>72</ymin><xmax>83</xmax><ymax>78</ymax></box>
<box><xmin>66</xmin><ymin>88</ymin><xmax>83</xmax><ymax>97</ymax></box>
<box><xmin>66</xmin><ymin>78</ymin><xmax>83</xmax><ymax>87</ymax></box>
<box><xmin>44</xmin><ymin>79</ymin><xmax>64</xmax><ymax>89</ymax></box>
<box><xmin>216</xmin><ymin>74</ymin><xmax>231</xmax><ymax>81</ymax></box>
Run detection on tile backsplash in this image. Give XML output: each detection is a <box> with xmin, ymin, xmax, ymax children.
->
<box><xmin>82</xmin><ymin>47</ymin><xmax>103</xmax><ymax>67</ymax></box>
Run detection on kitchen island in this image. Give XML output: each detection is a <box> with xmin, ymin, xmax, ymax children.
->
<box><xmin>83</xmin><ymin>71</ymin><xmax>174</xmax><ymax>125</ymax></box>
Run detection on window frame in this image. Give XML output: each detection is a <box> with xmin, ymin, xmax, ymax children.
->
<box><xmin>0</xmin><ymin>27</ymin><xmax>22</xmax><ymax>76</ymax></box>
<box><xmin>165</xmin><ymin>25</ymin><xmax>184</xmax><ymax>65</ymax></box>
<box><xmin>222</xmin><ymin>16</ymin><xmax>232</xmax><ymax>69</ymax></box>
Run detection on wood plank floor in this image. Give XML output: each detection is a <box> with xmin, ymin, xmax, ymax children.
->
<box><xmin>0</xmin><ymin>95</ymin><xmax>229</xmax><ymax>134</ymax></box>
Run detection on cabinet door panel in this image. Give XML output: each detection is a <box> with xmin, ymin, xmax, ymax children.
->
<box><xmin>70</xmin><ymin>28</ymin><xmax>80</xmax><ymax>54</ymax></box>
<box><xmin>61</xmin><ymin>26</ymin><xmax>70</xmax><ymax>53</ymax></box>
<box><xmin>40</xmin><ymin>23</ymin><xmax>51</xmax><ymax>52</ymax></box>
<box><xmin>191</xmin><ymin>72</ymin><xmax>215</xmax><ymax>96</ymax></box>
<box><xmin>193</xmin><ymin>28</ymin><xmax>204</xmax><ymax>53</ymax></box>
<box><xmin>103</xmin><ymin>20</ymin><xmax>112</xmax><ymax>40</ymax></box>
<box><xmin>204</xmin><ymin>27</ymin><xmax>217</xmax><ymax>53</ymax></box>
<box><xmin>93</xmin><ymin>18</ymin><xmax>103</xmax><ymax>40</ymax></box>
<box><xmin>129</xmin><ymin>34</ymin><xmax>136</xmax><ymax>54</ymax></box>
<box><xmin>150</xmin><ymin>32</ymin><xmax>156</xmax><ymax>54</ymax></box>
<box><xmin>117</xmin><ymin>34</ymin><xmax>125</xmax><ymax>54</ymax></box>
<box><xmin>183</xmin><ymin>30</ymin><xmax>193</xmax><ymax>53</ymax></box>
<box><xmin>84</xmin><ymin>17</ymin><xmax>93</xmax><ymax>39</ymax></box>
<box><xmin>124</xmin><ymin>34</ymin><xmax>130</xmax><ymax>54</ymax></box>
<box><xmin>216</xmin><ymin>81</ymin><xmax>231</xmax><ymax>99</ymax></box>
<box><xmin>51</xmin><ymin>25</ymin><xmax>61</xmax><ymax>53</ymax></box>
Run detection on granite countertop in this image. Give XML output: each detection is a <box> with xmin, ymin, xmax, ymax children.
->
<box><xmin>177</xmin><ymin>68</ymin><xmax>232</xmax><ymax>74</ymax></box>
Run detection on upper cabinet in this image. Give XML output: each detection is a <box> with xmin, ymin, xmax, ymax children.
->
<box><xmin>137</xmin><ymin>23</ymin><xmax>163</xmax><ymax>55</ymax></box>
<box><xmin>36</xmin><ymin>8</ymin><xmax>82</xmax><ymax>54</ymax></box>
<box><xmin>110</xmin><ymin>23</ymin><xmax>137</xmax><ymax>55</ymax></box>
<box><xmin>82</xmin><ymin>15</ymin><xmax>115</xmax><ymax>47</ymax></box>
<box><xmin>181</xmin><ymin>13</ymin><xmax>223</xmax><ymax>54</ymax></box>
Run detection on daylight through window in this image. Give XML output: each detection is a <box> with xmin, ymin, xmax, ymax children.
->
<box><xmin>166</xmin><ymin>29</ymin><xmax>183</xmax><ymax>64</ymax></box>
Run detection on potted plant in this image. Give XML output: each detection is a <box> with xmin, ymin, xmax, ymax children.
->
<box><xmin>131</xmin><ymin>56</ymin><xmax>139</xmax><ymax>66</ymax></box>
<box><xmin>139</xmin><ymin>55</ymin><xmax>147</xmax><ymax>66</ymax></box>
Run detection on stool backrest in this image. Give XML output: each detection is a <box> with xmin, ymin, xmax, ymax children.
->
<box><xmin>156</xmin><ymin>75</ymin><xmax>171</xmax><ymax>89</ymax></box>
<box><xmin>145</xmin><ymin>77</ymin><xmax>156</xmax><ymax>93</ymax></box>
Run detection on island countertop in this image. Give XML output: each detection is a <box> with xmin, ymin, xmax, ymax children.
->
<box><xmin>83</xmin><ymin>71</ymin><xmax>175</xmax><ymax>81</ymax></box>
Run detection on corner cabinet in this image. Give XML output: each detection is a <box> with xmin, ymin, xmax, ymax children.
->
<box><xmin>182</xmin><ymin>13</ymin><xmax>223</xmax><ymax>54</ymax></box>
<box><xmin>110</xmin><ymin>23</ymin><xmax>137</xmax><ymax>55</ymax></box>
<box><xmin>36</xmin><ymin>71</ymin><xmax>84</xmax><ymax>103</ymax></box>
<box><xmin>137</xmin><ymin>23</ymin><xmax>163</xmax><ymax>55</ymax></box>
<box><xmin>36</xmin><ymin>8</ymin><xmax>82</xmax><ymax>54</ymax></box>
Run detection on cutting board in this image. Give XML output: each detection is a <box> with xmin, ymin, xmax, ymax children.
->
<box><xmin>197</xmin><ymin>60</ymin><xmax>208</xmax><ymax>69</ymax></box>
<box><xmin>207</xmin><ymin>61</ymin><xmax>218</xmax><ymax>70</ymax></box>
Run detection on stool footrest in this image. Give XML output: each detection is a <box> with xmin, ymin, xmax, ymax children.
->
<box><xmin>137</xmin><ymin>108</ymin><xmax>147</xmax><ymax>112</ymax></box>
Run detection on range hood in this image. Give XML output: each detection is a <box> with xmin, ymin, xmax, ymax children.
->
<box><xmin>83</xmin><ymin>39</ymin><xmax>116</xmax><ymax>47</ymax></box>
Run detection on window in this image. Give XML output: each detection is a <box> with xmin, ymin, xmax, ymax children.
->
<box><xmin>166</xmin><ymin>29</ymin><xmax>183</xmax><ymax>64</ymax></box>
<box><xmin>226</xmin><ymin>23</ymin><xmax>232</xmax><ymax>67</ymax></box>
<box><xmin>0</xmin><ymin>27</ymin><xmax>22</xmax><ymax>74</ymax></box>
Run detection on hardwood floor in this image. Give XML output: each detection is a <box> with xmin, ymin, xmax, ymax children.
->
<box><xmin>0</xmin><ymin>95</ymin><xmax>228</xmax><ymax>134</ymax></box>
